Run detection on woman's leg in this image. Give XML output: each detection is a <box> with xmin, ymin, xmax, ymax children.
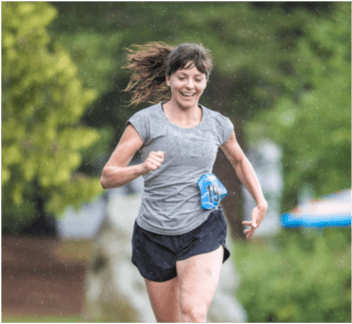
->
<box><xmin>176</xmin><ymin>246</ymin><xmax>224</xmax><ymax>323</ymax></box>
<box><xmin>144</xmin><ymin>276</ymin><xmax>180</xmax><ymax>322</ymax></box>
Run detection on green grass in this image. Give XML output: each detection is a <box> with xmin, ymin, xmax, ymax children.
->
<box><xmin>2</xmin><ymin>315</ymin><xmax>82</xmax><ymax>323</ymax></box>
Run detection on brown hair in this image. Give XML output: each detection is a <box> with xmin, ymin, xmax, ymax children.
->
<box><xmin>123</xmin><ymin>42</ymin><xmax>214</xmax><ymax>106</ymax></box>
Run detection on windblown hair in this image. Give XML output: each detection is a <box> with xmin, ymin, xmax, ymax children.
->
<box><xmin>123</xmin><ymin>42</ymin><xmax>214</xmax><ymax>106</ymax></box>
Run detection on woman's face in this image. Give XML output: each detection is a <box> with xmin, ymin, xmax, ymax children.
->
<box><xmin>166</xmin><ymin>63</ymin><xmax>208</xmax><ymax>110</ymax></box>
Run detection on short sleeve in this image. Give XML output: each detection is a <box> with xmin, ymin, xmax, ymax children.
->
<box><xmin>210</xmin><ymin>110</ymin><xmax>234</xmax><ymax>145</ymax></box>
<box><xmin>220</xmin><ymin>116</ymin><xmax>234</xmax><ymax>145</ymax></box>
<box><xmin>127</xmin><ymin>109</ymin><xmax>150</xmax><ymax>143</ymax></box>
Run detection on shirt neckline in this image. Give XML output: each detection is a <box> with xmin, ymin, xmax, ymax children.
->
<box><xmin>160</xmin><ymin>102</ymin><xmax>205</xmax><ymax>132</ymax></box>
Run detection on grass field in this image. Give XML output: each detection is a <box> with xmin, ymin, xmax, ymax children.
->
<box><xmin>2</xmin><ymin>315</ymin><xmax>82</xmax><ymax>323</ymax></box>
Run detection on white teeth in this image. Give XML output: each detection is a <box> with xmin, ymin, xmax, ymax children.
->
<box><xmin>181</xmin><ymin>92</ymin><xmax>194</xmax><ymax>96</ymax></box>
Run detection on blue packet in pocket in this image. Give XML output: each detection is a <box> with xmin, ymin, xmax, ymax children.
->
<box><xmin>197</xmin><ymin>173</ymin><xmax>227</xmax><ymax>210</ymax></box>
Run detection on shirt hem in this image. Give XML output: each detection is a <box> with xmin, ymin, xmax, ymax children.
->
<box><xmin>135</xmin><ymin>210</ymin><xmax>212</xmax><ymax>236</ymax></box>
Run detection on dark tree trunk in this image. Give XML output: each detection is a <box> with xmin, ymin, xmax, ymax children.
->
<box><xmin>20</xmin><ymin>181</ymin><xmax>57</xmax><ymax>237</ymax></box>
<box><xmin>204</xmin><ymin>73</ymin><xmax>247</xmax><ymax>240</ymax></box>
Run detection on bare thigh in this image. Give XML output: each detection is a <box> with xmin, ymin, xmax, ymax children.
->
<box><xmin>176</xmin><ymin>246</ymin><xmax>224</xmax><ymax>322</ymax></box>
<box><xmin>144</xmin><ymin>277</ymin><xmax>180</xmax><ymax>323</ymax></box>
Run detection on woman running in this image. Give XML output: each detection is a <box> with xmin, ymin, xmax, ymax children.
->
<box><xmin>100</xmin><ymin>42</ymin><xmax>268</xmax><ymax>322</ymax></box>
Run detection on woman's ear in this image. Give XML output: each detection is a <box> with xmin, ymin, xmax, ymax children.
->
<box><xmin>166</xmin><ymin>75</ymin><xmax>170</xmax><ymax>87</ymax></box>
<box><xmin>204</xmin><ymin>78</ymin><xmax>208</xmax><ymax>89</ymax></box>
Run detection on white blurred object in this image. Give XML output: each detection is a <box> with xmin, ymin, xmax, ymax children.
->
<box><xmin>243</xmin><ymin>140</ymin><xmax>283</xmax><ymax>236</ymax></box>
<box><xmin>56</xmin><ymin>177</ymin><xmax>143</xmax><ymax>240</ymax></box>
<box><xmin>281</xmin><ymin>190</ymin><xmax>351</xmax><ymax>228</ymax></box>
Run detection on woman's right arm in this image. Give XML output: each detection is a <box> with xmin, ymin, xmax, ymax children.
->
<box><xmin>100</xmin><ymin>124</ymin><xmax>164</xmax><ymax>189</ymax></box>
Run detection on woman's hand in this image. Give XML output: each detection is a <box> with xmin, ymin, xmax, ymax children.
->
<box><xmin>141</xmin><ymin>151</ymin><xmax>165</xmax><ymax>175</ymax></box>
<box><xmin>242</xmin><ymin>202</ymin><xmax>268</xmax><ymax>240</ymax></box>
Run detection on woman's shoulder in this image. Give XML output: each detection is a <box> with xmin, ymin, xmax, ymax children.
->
<box><xmin>127</xmin><ymin>103</ymin><xmax>163</xmax><ymax>142</ymax></box>
<box><xmin>201</xmin><ymin>105</ymin><xmax>232</xmax><ymax>124</ymax></box>
<box><xmin>201</xmin><ymin>105</ymin><xmax>234</xmax><ymax>144</ymax></box>
<box><xmin>131</xmin><ymin>103</ymin><xmax>162</xmax><ymax>118</ymax></box>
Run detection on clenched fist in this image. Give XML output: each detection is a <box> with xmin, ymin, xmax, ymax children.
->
<box><xmin>141</xmin><ymin>151</ymin><xmax>165</xmax><ymax>175</ymax></box>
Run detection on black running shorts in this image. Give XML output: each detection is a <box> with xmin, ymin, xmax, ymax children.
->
<box><xmin>131</xmin><ymin>208</ymin><xmax>230</xmax><ymax>282</ymax></box>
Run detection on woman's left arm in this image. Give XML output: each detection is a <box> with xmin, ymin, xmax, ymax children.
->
<box><xmin>221</xmin><ymin>132</ymin><xmax>268</xmax><ymax>239</ymax></box>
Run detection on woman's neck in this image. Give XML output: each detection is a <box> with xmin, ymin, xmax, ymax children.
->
<box><xmin>162</xmin><ymin>101</ymin><xmax>203</xmax><ymax>129</ymax></box>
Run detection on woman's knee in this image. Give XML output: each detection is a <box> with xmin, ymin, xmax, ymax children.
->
<box><xmin>180</xmin><ymin>301</ymin><xmax>208</xmax><ymax>322</ymax></box>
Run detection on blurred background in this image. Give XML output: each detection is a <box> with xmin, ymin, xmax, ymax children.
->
<box><xmin>2</xmin><ymin>2</ymin><xmax>351</xmax><ymax>322</ymax></box>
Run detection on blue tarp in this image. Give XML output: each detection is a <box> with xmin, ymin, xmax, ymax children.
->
<box><xmin>280</xmin><ymin>190</ymin><xmax>351</xmax><ymax>228</ymax></box>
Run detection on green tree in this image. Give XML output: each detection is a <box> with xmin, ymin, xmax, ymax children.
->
<box><xmin>2</xmin><ymin>2</ymin><xmax>103</xmax><ymax>233</ymax></box>
<box><xmin>246</xmin><ymin>2</ymin><xmax>351</xmax><ymax>211</ymax></box>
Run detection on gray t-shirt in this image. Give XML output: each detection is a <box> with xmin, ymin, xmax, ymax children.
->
<box><xmin>127</xmin><ymin>102</ymin><xmax>234</xmax><ymax>235</ymax></box>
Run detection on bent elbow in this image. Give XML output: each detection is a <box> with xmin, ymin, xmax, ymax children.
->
<box><xmin>100</xmin><ymin>168</ymin><xmax>110</xmax><ymax>189</ymax></box>
<box><xmin>100</xmin><ymin>165</ymin><xmax>127</xmax><ymax>189</ymax></box>
<box><xmin>100</xmin><ymin>176</ymin><xmax>108</xmax><ymax>189</ymax></box>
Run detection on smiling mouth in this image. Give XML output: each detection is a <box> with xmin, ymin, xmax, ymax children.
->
<box><xmin>180</xmin><ymin>92</ymin><xmax>196</xmax><ymax>97</ymax></box>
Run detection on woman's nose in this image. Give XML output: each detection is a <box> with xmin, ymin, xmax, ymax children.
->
<box><xmin>185</xmin><ymin>79</ymin><xmax>194</xmax><ymax>89</ymax></box>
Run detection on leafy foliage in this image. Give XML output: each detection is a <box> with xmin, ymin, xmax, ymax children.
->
<box><xmin>246</xmin><ymin>3</ymin><xmax>351</xmax><ymax>211</ymax></box>
<box><xmin>234</xmin><ymin>228</ymin><xmax>351</xmax><ymax>322</ymax></box>
<box><xmin>2</xmin><ymin>2</ymin><xmax>103</xmax><ymax>233</ymax></box>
